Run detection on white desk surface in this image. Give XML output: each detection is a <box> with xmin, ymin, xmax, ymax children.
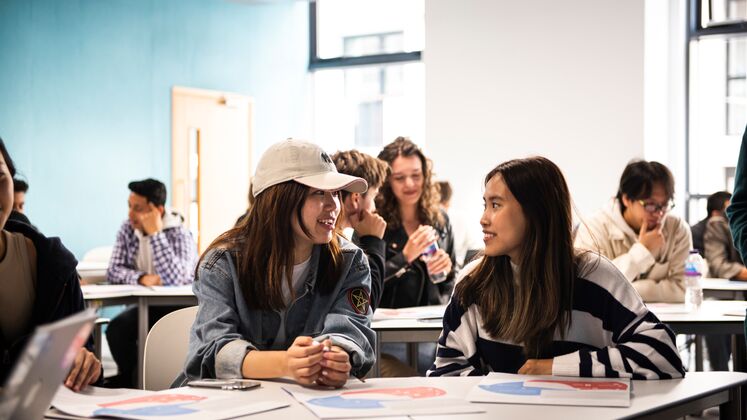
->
<box><xmin>371</xmin><ymin>301</ymin><xmax>747</xmax><ymax>332</ymax></box>
<box><xmin>81</xmin><ymin>284</ymin><xmax>195</xmax><ymax>300</ymax></box>
<box><xmin>46</xmin><ymin>372</ymin><xmax>745</xmax><ymax>420</ymax></box>
<box><xmin>702</xmin><ymin>277</ymin><xmax>747</xmax><ymax>291</ymax></box>
<box><xmin>651</xmin><ymin>300</ymin><xmax>747</xmax><ymax>322</ymax></box>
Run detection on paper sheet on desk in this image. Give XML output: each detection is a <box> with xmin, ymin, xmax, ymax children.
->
<box><xmin>52</xmin><ymin>386</ymin><xmax>287</xmax><ymax>419</ymax></box>
<box><xmin>467</xmin><ymin>372</ymin><xmax>630</xmax><ymax>407</ymax></box>
<box><xmin>146</xmin><ymin>285</ymin><xmax>194</xmax><ymax>294</ymax></box>
<box><xmin>283</xmin><ymin>377</ymin><xmax>482</xmax><ymax>418</ymax></box>
<box><xmin>81</xmin><ymin>284</ymin><xmax>143</xmax><ymax>297</ymax></box>
<box><xmin>372</xmin><ymin>305</ymin><xmax>447</xmax><ymax>321</ymax></box>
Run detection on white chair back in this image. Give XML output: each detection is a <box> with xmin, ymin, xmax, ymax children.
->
<box><xmin>142</xmin><ymin>306</ymin><xmax>198</xmax><ymax>390</ymax></box>
<box><xmin>82</xmin><ymin>246</ymin><xmax>113</xmax><ymax>263</ymax></box>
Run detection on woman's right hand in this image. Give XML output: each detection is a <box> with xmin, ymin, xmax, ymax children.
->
<box><xmin>402</xmin><ymin>225</ymin><xmax>436</xmax><ymax>263</ymax></box>
<box><xmin>285</xmin><ymin>336</ymin><xmax>324</xmax><ymax>385</ymax></box>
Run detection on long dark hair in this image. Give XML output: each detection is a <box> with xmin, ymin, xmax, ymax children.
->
<box><xmin>199</xmin><ymin>181</ymin><xmax>343</xmax><ymax>311</ymax></box>
<box><xmin>0</xmin><ymin>138</ymin><xmax>17</xmax><ymax>178</ymax></box>
<box><xmin>455</xmin><ymin>157</ymin><xmax>578</xmax><ymax>357</ymax></box>
<box><xmin>376</xmin><ymin>137</ymin><xmax>443</xmax><ymax>230</ymax></box>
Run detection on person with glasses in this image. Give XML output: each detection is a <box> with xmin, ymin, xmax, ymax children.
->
<box><xmin>575</xmin><ymin>160</ymin><xmax>692</xmax><ymax>303</ymax></box>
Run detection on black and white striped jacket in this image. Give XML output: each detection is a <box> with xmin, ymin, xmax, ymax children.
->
<box><xmin>427</xmin><ymin>254</ymin><xmax>685</xmax><ymax>379</ymax></box>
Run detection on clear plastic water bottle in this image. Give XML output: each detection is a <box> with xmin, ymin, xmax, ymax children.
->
<box><xmin>684</xmin><ymin>250</ymin><xmax>704</xmax><ymax>312</ymax></box>
<box><xmin>422</xmin><ymin>242</ymin><xmax>448</xmax><ymax>284</ymax></box>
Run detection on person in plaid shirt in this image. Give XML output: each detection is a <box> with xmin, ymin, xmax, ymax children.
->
<box><xmin>104</xmin><ymin>178</ymin><xmax>196</xmax><ymax>388</ymax></box>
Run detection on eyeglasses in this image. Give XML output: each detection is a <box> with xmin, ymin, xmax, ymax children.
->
<box><xmin>637</xmin><ymin>200</ymin><xmax>675</xmax><ymax>214</ymax></box>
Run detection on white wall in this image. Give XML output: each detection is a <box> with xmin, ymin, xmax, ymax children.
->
<box><xmin>424</xmin><ymin>0</ymin><xmax>645</xmax><ymax>232</ymax></box>
<box><xmin>644</xmin><ymin>0</ymin><xmax>688</xmax><ymax>218</ymax></box>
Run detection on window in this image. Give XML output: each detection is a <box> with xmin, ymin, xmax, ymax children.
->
<box><xmin>686</xmin><ymin>0</ymin><xmax>747</xmax><ymax>222</ymax></box>
<box><xmin>701</xmin><ymin>0</ymin><xmax>747</xmax><ymax>27</ymax></box>
<box><xmin>727</xmin><ymin>38</ymin><xmax>747</xmax><ymax>135</ymax></box>
<box><xmin>310</xmin><ymin>0</ymin><xmax>424</xmax><ymax>155</ymax></box>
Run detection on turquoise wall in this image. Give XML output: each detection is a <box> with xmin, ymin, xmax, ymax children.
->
<box><xmin>0</xmin><ymin>0</ymin><xmax>310</xmax><ymax>258</ymax></box>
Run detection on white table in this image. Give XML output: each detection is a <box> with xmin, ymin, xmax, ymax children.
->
<box><xmin>46</xmin><ymin>372</ymin><xmax>747</xmax><ymax>419</ymax></box>
<box><xmin>650</xmin><ymin>300</ymin><xmax>747</xmax><ymax>372</ymax></box>
<box><xmin>82</xmin><ymin>285</ymin><xmax>197</xmax><ymax>389</ymax></box>
<box><xmin>371</xmin><ymin>301</ymin><xmax>747</xmax><ymax>376</ymax></box>
<box><xmin>703</xmin><ymin>277</ymin><xmax>747</xmax><ymax>300</ymax></box>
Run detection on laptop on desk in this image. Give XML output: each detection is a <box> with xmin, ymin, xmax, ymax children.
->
<box><xmin>0</xmin><ymin>308</ymin><xmax>97</xmax><ymax>420</ymax></box>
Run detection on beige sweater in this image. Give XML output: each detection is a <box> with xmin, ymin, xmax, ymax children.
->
<box><xmin>575</xmin><ymin>199</ymin><xmax>692</xmax><ymax>303</ymax></box>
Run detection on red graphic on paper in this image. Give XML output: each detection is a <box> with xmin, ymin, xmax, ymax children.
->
<box><xmin>342</xmin><ymin>387</ymin><xmax>446</xmax><ymax>399</ymax></box>
<box><xmin>527</xmin><ymin>380</ymin><xmax>628</xmax><ymax>391</ymax></box>
<box><xmin>99</xmin><ymin>394</ymin><xmax>205</xmax><ymax>408</ymax></box>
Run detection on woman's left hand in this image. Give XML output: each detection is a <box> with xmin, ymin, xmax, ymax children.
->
<box><xmin>316</xmin><ymin>340</ymin><xmax>351</xmax><ymax>388</ymax></box>
<box><xmin>518</xmin><ymin>359</ymin><xmax>553</xmax><ymax>375</ymax></box>
<box><xmin>424</xmin><ymin>249</ymin><xmax>452</xmax><ymax>277</ymax></box>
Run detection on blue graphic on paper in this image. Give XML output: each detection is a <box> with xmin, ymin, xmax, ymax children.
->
<box><xmin>479</xmin><ymin>381</ymin><xmax>545</xmax><ymax>396</ymax></box>
<box><xmin>306</xmin><ymin>387</ymin><xmax>446</xmax><ymax>410</ymax></box>
<box><xmin>93</xmin><ymin>404</ymin><xmax>198</xmax><ymax>416</ymax></box>
<box><xmin>307</xmin><ymin>396</ymin><xmax>385</xmax><ymax>409</ymax></box>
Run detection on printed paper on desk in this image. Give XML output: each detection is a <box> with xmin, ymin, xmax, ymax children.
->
<box><xmin>283</xmin><ymin>377</ymin><xmax>483</xmax><ymax>418</ymax></box>
<box><xmin>467</xmin><ymin>372</ymin><xmax>630</xmax><ymax>407</ymax></box>
<box><xmin>52</xmin><ymin>386</ymin><xmax>288</xmax><ymax>419</ymax></box>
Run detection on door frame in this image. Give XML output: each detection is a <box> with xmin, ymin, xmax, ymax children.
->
<box><xmin>171</xmin><ymin>86</ymin><xmax>253</xmax><ymax>251</ymax></box>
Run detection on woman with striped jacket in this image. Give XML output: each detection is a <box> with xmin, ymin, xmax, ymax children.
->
<box><xmin>427</xmin><ymin>157</ymin><xmax>684</xmax><ymax>379</ymax></box>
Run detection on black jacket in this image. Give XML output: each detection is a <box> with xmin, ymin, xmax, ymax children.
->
<box><xmin>691</xmin><ymin>217</ymin><xmax>708</xmax><ymax>257</ymax></box>
<box><xmin>8</xmin><ymin>210</ymin><xmax>32</xmax><ymax>227</ymax></box>
<box><xmin>1</xmin><ymin>220</ymin><xmax>93</xmax><ymax>384</ymax></box>
<box><xmin>380</xmin><ymin>211</ymin><xmax>456</xmax><ymax>308</ymax></box>
<box><xmin>352</xmin><ymin>234</ymin><xmax>386</xmax><ymax>311</ymax></box>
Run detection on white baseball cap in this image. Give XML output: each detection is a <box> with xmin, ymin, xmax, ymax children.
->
<box><xmin>252</xmin><ymin>139</ymin><xmax>368</xmax><ymax>198</ymax></box>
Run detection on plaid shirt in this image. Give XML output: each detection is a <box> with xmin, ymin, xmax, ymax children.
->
<box><xmin>107</xmin><ymin>220</ymin><xmax>197</xmax><ymax>286</ymax></box>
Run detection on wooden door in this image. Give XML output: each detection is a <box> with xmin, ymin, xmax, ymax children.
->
<box><xmin>172</xmin><ymin>86</ymin><xmax>253</xmax><ymax>253</ymax></box>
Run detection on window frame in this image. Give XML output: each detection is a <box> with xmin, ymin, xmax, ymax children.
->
<box><xmin>685</xmin><ymin>0</ymin><xmax>747</xmax><ymax>220</ymax></box>
<box><xmin>308</xmin><ymin>1</ymin><xmax>422</xmax><ymax>70</ymax></box>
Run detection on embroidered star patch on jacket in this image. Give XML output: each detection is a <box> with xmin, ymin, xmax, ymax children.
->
<box><xmin>347</xmin><ymin>288</ymin><xmax>370</xmax><ymax>315</ymax></box>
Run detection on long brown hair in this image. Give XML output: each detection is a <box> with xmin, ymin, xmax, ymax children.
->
<box><xmin>454</xmin><ymin>157</ymin><xmax>578</xmax><ymax>357</ymax></box>
<box><xmin>199</xmin><ymin>181</ymin><xmax>343</xmax><ymax>310</ymax></box>
<box><xmin>376</xmin><ymin>137</ymin><xmax>443</xmax><ymax>229</ymax></box>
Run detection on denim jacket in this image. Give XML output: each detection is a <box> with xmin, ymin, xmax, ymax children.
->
<box><xmin>172</xmin><ymin>238</ymin><xmax>375</xmax><ymax>386</ymax></box>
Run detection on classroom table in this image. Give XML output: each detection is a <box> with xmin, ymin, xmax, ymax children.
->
<box><xmin>82</xmin><ymin>284</ymin><xmax>197</xmax><ymax>389</ymax></box>
<box><xmin>370</xmin><ymin>301</ymin><xmax>747</xmax><ymax>377</ymax></box>
<box><xmin>703</xmin><ymin>277</ymin><xmax>747</xmax><ymax>300</ymax></box>
<box><xmin>44</xmin><ymin>371</ymin><xmax>747</xmax><ymax>419</ymax></box>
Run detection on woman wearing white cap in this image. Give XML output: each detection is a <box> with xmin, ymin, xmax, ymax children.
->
<box><xmin>174</xmin><ymin>139</ymin><xmax>375</xmax><ymax>387</ymax></box>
